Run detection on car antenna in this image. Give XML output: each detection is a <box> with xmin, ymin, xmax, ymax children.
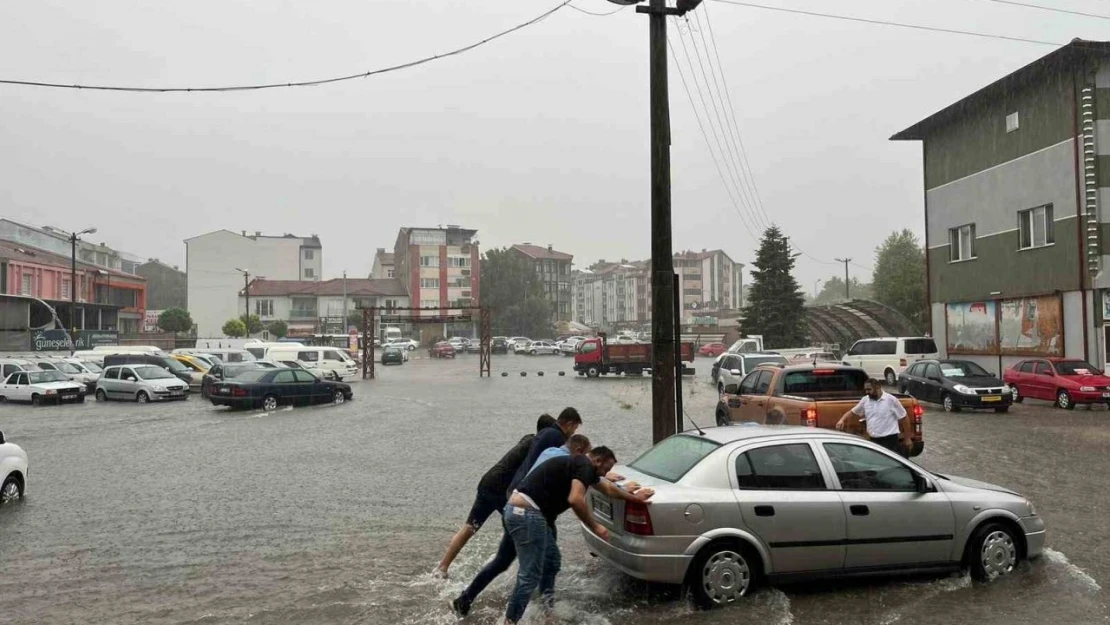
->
<box><xmin>683</xmin><ymin>407</ymin><xmax>707</xmax><ymax>436</ymax></box>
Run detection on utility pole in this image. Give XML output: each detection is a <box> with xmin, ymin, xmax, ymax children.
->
<box><xmin>834</xmin><ymin>258</ymin><xmax>851</xmax><ymax>300</ymax></box>
<box><xmin>342</xmin><ymin>270</ymin><xmax>348</xmax><ymax>332</ymax></box>
<box><xmin>235</xmin><ymin>267</ymin><xmax>250</xmax><ymax>336</ymax></box>
<box><xmin>68</xmin><ymin>227</ymin><xmax>97</xmax><ymax>350</ymax></box>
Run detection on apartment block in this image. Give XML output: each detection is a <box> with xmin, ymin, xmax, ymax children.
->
<box><xmin>509</xmin><ymin>243</ymin><xmax>573</xmax><ymax>322</ymax></box>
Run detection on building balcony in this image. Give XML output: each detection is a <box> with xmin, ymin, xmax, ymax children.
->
<box><xmin>289</xmin><ymin>309</ymin><xmax>318</xmax><ymax>321</ymax></box>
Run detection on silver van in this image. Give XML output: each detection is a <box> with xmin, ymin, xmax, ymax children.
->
<box><xmin>96</xmin><ymin>365</ymin><xmax>188</xmax><ymax>403</ymax></box>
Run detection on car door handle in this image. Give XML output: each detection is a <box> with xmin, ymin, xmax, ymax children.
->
<box><xmin>850</xmin><ymin>505</ymin><xmax>869</xmax><ymax>516</ymax></box>
<box><xmin>754</xmin><ymin>505</ymin><xmax>775</xmax><ymax>517</ymax></box>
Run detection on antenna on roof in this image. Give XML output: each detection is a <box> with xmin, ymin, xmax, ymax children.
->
<box><xmin>683</xmin><ymin>407</ymin><xmax>706</xmax><ymax>436</ymax></box>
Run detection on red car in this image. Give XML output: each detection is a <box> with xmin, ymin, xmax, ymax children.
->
<box><xmin>1002</xmin><ymin>357</ymin><xmax>1110</xmax><ymax>409</ymax></box>
<box><xmin>698</xmin><ymin>342</ymin><xmax>726</xmax><ymax>358</ymax></box>
<box><xmin>428</xmin><ymin>341</ymin><xmax>456</xmax><ymax>359</ymax></box>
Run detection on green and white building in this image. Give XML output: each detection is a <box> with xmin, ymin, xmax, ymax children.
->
<box><xmin>892</xmin><ymin>40</ymin><xmax>1110</xmax><ymax>373</ymax></box>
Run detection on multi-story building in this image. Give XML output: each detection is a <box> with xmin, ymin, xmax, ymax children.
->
<box><xmin>392</xmin><ymin>226</ymin><xmax>480</xmax><ymax>339</ymax></box>
<box><xmin>673</xmin><ymin>249</ymin><xmax>745</xmax><ymax>323</ymax></box>
<box><xmin>185</xmin><ymin>230</ymin><xmax>322</xmax><ymax>337</ymax></box>
<box><xmin>239</xmin><ymin>278</ymin><xmax>408</xmax><ymax>338</ymax></box>
<box><xmin>0</xmin><ymin>219</ymin><xmax>142</xmax><ymax>276</ymax></box>
<box><xmin>370</xmin><ymin>248</ymin><xmax>396</xmax><ymax>279</ymax></box>
<box><xmin>572</xmin><ymin>260</ymin><xmax>645</xmax><ymax>330</ymax></box>
<box><xmin>891</xmin><ymin>40</ymin><xmax>1108</xmax><ymax>372</ymax></box>
<box><xmin>509</xmin><ymin>243</ymin><xmax>573</xmax><ymax>322</ymax></box>
<box><xmin>137</xmin><ymin>259</ymin><xmax>187</xmax><ymax>310</ymax></box>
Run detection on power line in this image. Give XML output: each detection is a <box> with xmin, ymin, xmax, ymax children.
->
<box><xmin>708</xmin><ymin>0</ymin><xmax>1062</xmax><ymax>46</ymax></box>
<box><xmin>976</xmin><ymin>0</ymin><xmax>1110</xmax><ymax>20</ymax></box>
<box><xmin>567</xmin><ymin>2</ymin><xmax>630</xmax><ymax>16</ymax></box>
<box><xmin>0</xmin><ymin>1</ymin><xmax>572</xmax><ymax>92</ymax></box>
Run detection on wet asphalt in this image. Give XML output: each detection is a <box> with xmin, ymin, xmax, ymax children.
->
<box><xmin>0</xmin><ymin>352</ymin><xmax>1107</xmax><ymax>625</ymax></box>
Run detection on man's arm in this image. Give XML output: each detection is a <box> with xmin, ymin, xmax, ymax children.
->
<box><xmin>835</xmin><ymin>406</ymin><xmax>862</xmax><ymax>431</ymax></box>
<box><xmin>595</xmin><ymin>479</ymin><xmax>654</xmax><ymax>503</ymax></box>
<box><xmin>569</xmin><ymin>480</ymin><xmax>609</xmax><ymax>541</ymax></box>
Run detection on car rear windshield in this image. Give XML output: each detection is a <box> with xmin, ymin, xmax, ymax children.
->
<box><xmin>904</xmin><ymin>338</ymin><xmax>938</xmax><ymax>354</ymax></box>
<box><xmin>135</xmin><ymin>366</ymin><xmax>174</xmax><ymax>380</ymax></box>
<box><xmin>1055</xmin><ymin>361</ymin><xmax>1101</xmax><ymax>376</ymax></box>
<box><xmin>783</xmin><ymin>369</ymin><xmax>867</xmax><ymax>395</ymax></box>
<box><xmin>630</xmin><ymin>435</ymin><xmax>721</xmax><ymax>483</ymax></box>
<box><xmin>742</xmin><ymin>356</ymin><xmax>788</xmax><ymax>368</ymax></box>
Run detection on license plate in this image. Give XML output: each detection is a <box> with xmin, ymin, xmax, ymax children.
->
<box><xmin>592</xmin><ymin>496</ymin><xmax>612</xmax><ymax>519</ymax></box>
<box><xmin>217</xmin><ymin>388</ymin><xmax>229</xmax><ymax>395</ymax></box>
<box><xmin>981</xmin><ymin>395</ymin><xmax>1001</xmax><ymax>402</ymax></box>
<box><xmin>62</xmin><ymin>394</ymin><xmax>76</xmax><ymax>400</ymax></box>
<box><xmin>1102</xmin><ymin>393</ymin><xmax>1110</xmax><ymax>398</ymax></box>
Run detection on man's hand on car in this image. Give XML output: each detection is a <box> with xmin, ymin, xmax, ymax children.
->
<box><xmin>593</xmin><ymin>523</ymin><xmax>611</xmax><ymax>541</ymax></box>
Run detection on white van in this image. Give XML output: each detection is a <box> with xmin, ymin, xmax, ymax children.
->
<box><xmin>194</xmin><ymin>348</ymin><xmax>256</xmax><ymax>364</ymax></box>
<box><xmin>266</xmin><ymin>346</ymin><xmax>359</xmax><ymax>381</ymax></box>
<box><xmin>842</xmin><ymin>337</ymin><xmax>940</xmax><ymax>386</ymax></box>
<box><xmin>242</xmin><ymin>342</ymin><xmax>304</xmax><ymax>360</ymax></box>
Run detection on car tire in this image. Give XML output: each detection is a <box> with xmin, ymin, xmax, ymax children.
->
<box><xmin>1012</xmin><ymin>386</ymin><xmax>1023</xmax><ymax>403</ymax></box>
<box><xmin>942</xmin><ymin>394</ymin><xmax>960</xmax><ymax>413</ymax></box>
<box><xmin>95</xmin><ymin>389</ymin><xmax>108</xmax><ymax>402</ymax></box>
<box><xmin>0</xmin><ymin>474</ymin><xmax>22</xmax><ymax>506</ymax></box>
<box><xmin>529</xmin><ymin>350</ymin><xmax>537</xmax><ymax>355</ymax></box>
<box><xmin>31</xmin><ymin>394</ymin><xmax>42</xmax><ymax>407</ymax></box>
<box><xmin>262</xmin><ymin>395</ymin><xmax>278</xmax><ymax>412</ymax></box>
<box><xmin>136</xmin><ymin>391</ymin><xmax>150</xmax><ymax>404</ymax></box>
<box><xmin>884</xmin><ymin>369</ymin><xmax>897</xmax><ymax>386</ymax></box>
<box><xmin>968</xmin><ymin>522</ymin><xmax>1019</xmax><ymax>582</ymax></box>
<box><xmin>586</xmin><ymin>366</ymin><xmax>600</xmax><ymax>378</ymax></box>
<box><xmin>994</xmin><ymin>406</ymin><xmax>1010</xmax><ymax>413</ymax></box>
<box><xmin>0</xmin><ymin>396</ymin><xmax>6</xmax><ymax>403</ymax></box>
<box><xmin>333</xmin><ymin>390</ymin><xmax>345</xmax><ymax>405</ymax></box>
<box><xmin>715</xmin><ymin>405</ymin><xmax>730</xmax><ymax>427</ymax></box>
<box><xmin>717</xmin><ymin>383</ymin><xmax>724</xmax><ymax>396</ymax></box>
<box><xmin>1056</xmin><ymin>390</ymin><xmax>1074</xmax><ymax>410</ymax></box>
<box><xmin>687</xmin><ymin>540</ymin><xmax>759</xmax><ymax>609</ymax></box>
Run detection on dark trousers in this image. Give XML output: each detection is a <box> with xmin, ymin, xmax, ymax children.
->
<box><xmin>872</xmin><ymin>434</ymin><xmax>906</xmax><ymax>456</ymax></box>
<box><xmin>460</xmin><ymin>520</ymin><xmax>517</xmax><ymax>603</ymax></box>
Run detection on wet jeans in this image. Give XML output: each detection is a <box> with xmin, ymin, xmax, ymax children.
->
<box><xmin>459</xmin><ymin>523</ymin><xmax>517</xmax><ymax>603</ymax></box>
<box><xmin>504</xmin><ymin>504</ymin><xmax>560</xmax><ymax>624</ymax></box>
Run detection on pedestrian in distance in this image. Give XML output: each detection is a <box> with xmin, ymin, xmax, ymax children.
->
<box><xmin>501</xmin><ymin>446</ymin><xmax>654</xmax><ymax>625</ymax></box>
<box><xmin>450</xmin><ymin>407</ymin><xmax>583</xmax><ymax>616</ymax></box>
<box><xmin>435</xmin><ymin>413</ymin><xmax>557</xmax><ymax>578</ymax></box>
<box><xmin>836</xmin><ymin>378</ymin><xmax>913</xmax><ymax>456</ymax></box>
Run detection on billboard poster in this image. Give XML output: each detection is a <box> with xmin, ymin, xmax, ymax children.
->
<box><xmin>32</xmin><ymin>329</ymin><xmax>118</xmax><ymax>351</ymax></box>
<box><xmin>143</xmin><ymin>310</ymin><xmax>164</xmax><ymax>333</ymax></box>
<box><xmin>946</xmin><ymin>301</ymin><xmax>997</xmax><ymax>354</ymax></box>
<box><xmin>999</xmin><ymin>295</ymin><xmax>1063</xmax><ymax>356</ymax></box>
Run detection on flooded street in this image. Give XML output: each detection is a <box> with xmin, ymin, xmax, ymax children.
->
<box><xmin>1</xmin><ymin>353</ymin><xmax>1107</xmax><ymax>625</ymax></box>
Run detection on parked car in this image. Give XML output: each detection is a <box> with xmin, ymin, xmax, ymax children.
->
<box><xmin>188</xmin><ymin>353</ymin><xmax>224</xmax><ymax>369</ymax></box>
<box><xmin>171</xmin><ymin>354</ymin><xmax>210</xmax><ymax>388</ymax></box>
<box><xmin>385</xmin><ymin>338</ymin><xmax>419</xmax><ymax>351</ymax></box>
<box><xmin>0</xmin><ymin>430</ymin><xmax>28</xmax><ymax>506</ymax></box>
<box><xmin>96</xmin><ymin>365</ymin><xmax>188</xmax><ymax>403</ymax></box>
<box><xmin>698</xmin><ymin>342</ymin><xmax>727</xmax><ymax>358</ymax></box>
<box><xmin>1003</xmin><ymin>358</ymin><xmax>1110</xmax><ymax>409</ymax></box>
<box><xmin>381</xmin><ymin>346</ymin><xmax>405</xmax><ymax>365</ymax></box>
<box><xmin>201</xmin><ymin>361</ymin><xmax>279</xmax><ymax>397</ymax></box>
<box><xmin>429</xmin><ymin>342</ymin><xmax>457</xmax><ymax>359</ymax></box>
<box><xmin>527</xmin><ymin>340</ymin><xmax>559</xmax><ymax>355</ymax></box>
<box><xmin>790</xmin><ymin>351</ymin><xmax>840</xmax><ymax>364</ymax></box>
<box><xmin>466</xmin><ymin>339</ymin><xmax>482</xmax><ymax>353</ymax></box>
<box><xmin>265</xmin><ymin>346</ymin><xmax>359</xmax><ymax>381</ymax></box>
<box><xmin>582</xmin><ymin>426</ymin><xmax>1044</xmax><ymax>607</ymax></box>
<box><xmin>899</xmin><ymin>359</ymin><xmax>1011</xmax><ymax>413</ymax></box>
<box><xmin>102</xmin><ymin>353</ymin><xmax>194</xmax><ymax>385</ymax></box>
<box><xmin>207</xmin><ymin>368</ymin><xmax>353</xmax><ymax>411</ymax></box>
<box><xmin>841</xmin><ymin>337</ymin><xmax>940</xmax><ymax>386</ymax></box>
<box><xmin>491</xmin><ymin>338</ymin><xmax>509</xmax><ymax>355</ymax></box>
<box><xmin>179</xmin><ymin>348</ymin><xmax>256</xmax><ymax>364</ymax></box>
<box><xmin>715</xmin><ymin>353</ymin><xmax>789</xmax><ymax>395</ymax></box>
<box><xmin>271</xmin><ymin>359</ymin><xmax>339</xmax><ymax>380</ymax></box>
<box><xmin>509</xmin><ymin>337</ymin><xmax>531</xmax><ymax>353</ymax></box>
<box><xmin>0</xmin><ymin>358</ymin><xmax>42</xmax><ymax>381</ymax></box>
<box><xmin>0</xmin><ymin>370</ymin><xmax>86</xmax><ymax>405</ymax></box>
<box><xmin>34</xmin><ymin>358</ymin><xmax>99</xmax><ymax>391</ymax></box>
<box><xmin>448</xmin><ymin>337</ymin><xmax>469</xmax><ymax>353</ymax></box>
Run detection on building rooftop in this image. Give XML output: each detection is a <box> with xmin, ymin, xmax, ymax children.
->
<box><xmin>243</xmin><ymin>278</ymin><xmax>407</xmax><ymax>297</ymax></box>
<box><xmin>511</xmin><ymin>244</ymin><xmax>573</xmax><ymax>261</ymax></box>
<box><xmin>0</xmin><ymin>239</ymin><xmax>145</xmax><ymax>280</ymax></box>
<box><xmin>184</xmin><ymin>229</ymin><xmax>322</xmax><ymax>248</ymax></box>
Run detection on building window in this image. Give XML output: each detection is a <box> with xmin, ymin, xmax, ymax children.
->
<box><xmin>948</xmin><ymin>224</ymin><xmax>976</xmax><ymax>261</ymax></box>
<box><xmin>1019</xmin><ymin>205</ymin><xmax>1054</xmax><ymax>249</ymax></box>
<box><xmin>304</xmin><ymin>268</ymin><xmax>315</xmax><ymax>278</ymax></box>
<box><xmin>304</xmin><ymin>249</ymin><xmax>315</xmax><ymax>260</ymax></box>
<box><xmin>447</xmin><ymin>256</ymin><xmax>470</xmax><ymax>268</ymax></box>
<box><xmin>20</xmin><ymin>274</ymin><xmax>31</xmax><ymax>295</ymax></box>
<box><xmin>61</xmin><ymin>279</ymin><xmax>71</xmax><ymax>299</ymax></box>
<box><xmin>387</xmin><ymin>269</ymin><xmax>395</xmax><ymax>278</ymax></box>
<box><xmin>255</xmin><ymin>299</ymin><xmax>274</xmax><ymax>317</ymax></box>
<box><xmin>420</xmin><ymin>278</ymin><xmax>440</xmax><ymax>288</ymax></box>
<box><xmin>1006</xmin><ymin>111</ymin><xmax>1020</xmax><ymax>133</ymax></box>
<box><xmin>420</xmin><ymin>299</ymin><xmax>440</xmax><ymax>308</ymax></box>
<box><xmin>420</xmin><ymin>256</ymin><xmax>439</xmax><ymax>268</ymax></box>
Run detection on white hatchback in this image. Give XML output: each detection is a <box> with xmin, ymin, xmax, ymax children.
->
<box><xmin>0</xmin><ymin>430</ymin><xmax>27</xmax><ymax>506</ymax></box>
<box><xmin>526</xmin><ymin>341</ymin><xmax>559</xmax><ymax>355</ymax></box>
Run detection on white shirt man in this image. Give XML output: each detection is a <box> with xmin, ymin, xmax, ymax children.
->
<box><xmin>836</xmin><ymin>379</ymin><xmax>912</xmax><ymax>455</ymax></box>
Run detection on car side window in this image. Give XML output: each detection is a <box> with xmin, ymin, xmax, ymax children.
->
<box><xmin>15</xmin><ymin>373</ymin><xmax>28</xmax><ymax>385</ymax></box>
<box><xmin>735</xmin><ymin>444</ymin><xmax>825</xmax><ymax>490</ymax></box>
<box><xmin>105</xmin><ymin>368</ymin><xmax>119</xmax><ymax>380</ymax></box>
<box><xmin>1017</xmin><ymin>362</ymin><xmax>1033</xmax><ymax>373</ymax></box>
<box><xmin>823</xmin><ymin>443</ymin><xmax>916</xmax><ymax>491</ymax></box>
<box><xmin>1035</xmin><ymin>362</ymin><xmax>1053</xmax><ymax>376</ymax></box>
<box><xmin>753</xmin><ymin>370</ymin><xmax>773</xmax><ymax>394</ymax></box>
<box><xmin>298</xmin><ymin>351</ymin><xmax>320</xmax><ymax>363</ymax></box>
<box><xmin>272</xmin><ymin>370</ymin><xmax>296</xmax><ymax>383</ymax></box>
<box><xmin>2</xmin><ymin>364</ymin><xmax>17</xmax><ymax>377</ymax></box>
<box><xmin>875</xmin><ymin>341</ymin><xmax>897</xmax><ymax>355</ymax></box>
<box><xmin>925</xmin><ymin>363</ymin><xmax>941</xmax><ymax>379</ymax></box>
<box><xmin>323</xmin><ymin>351</ymin><xmax>345</xmax><ymax>362</ymax></box>
<box><xmin>38</xmin><ymin>362</ymin><xmax>56</xmax><ymax>370</ymax></box>
<box><xmin>292</xmin><ymin>370</ymin><xmax>317</xmax><ymax>383</ymax></box>
<box><xmin>846</xmin><ymin>341</ymin><xmax>862</xmax><ymax>356</ymax></box>
<box><xmin>738</xmin><ymin>371</ymin><xmax>760</xmax><ymax>394</ymax></box>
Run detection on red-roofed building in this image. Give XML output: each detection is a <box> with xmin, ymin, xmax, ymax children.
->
<box><xmin>238</xmin><ymin>278</ymin><xmax>408</xmax><ymax>337</ymax></box>
<box><xmin>510</xmin><ymin>243</ymin><xmax>573</xmax><ymax>322</ymax></box>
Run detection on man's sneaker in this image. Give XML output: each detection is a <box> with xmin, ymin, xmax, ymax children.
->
<box><xmin>450</xmin><ymin>595</ymin><xmax>471</xmax><ymax>618</ymax></box>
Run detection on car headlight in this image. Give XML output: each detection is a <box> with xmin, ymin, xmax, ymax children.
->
<box><xmin>1080</xmin><ymin>386</ymin><xmax>1097</xmax><ymax>392</ymax></box>
<box><xmin>953</xmin><ymin>384</ymin><xmax>974</xmax><ymax>395</ymax></box>
<box><xmin>45</xmin><ymin>389</ymin><xmax>57</xmax><ymax>395</ymax></box>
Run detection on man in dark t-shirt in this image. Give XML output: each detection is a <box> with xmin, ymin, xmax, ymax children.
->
<box><xmin>435</xmin><ymin>414</ymin><xmax>557</xmax><ymax>577</ymax></box>
<box><xmin>502</xmin><ymin>447</ymin><xmax>654</xmax><ymax>624</ymax></box>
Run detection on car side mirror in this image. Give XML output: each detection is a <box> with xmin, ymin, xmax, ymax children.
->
<box><xmin>125</xmin><ymin>376</ymin><xmax>136</xmax><ymax>382</ymax></box>
<box><xmin>730</xmin><ymin>369</ymin><xmax>742</xmax><ymax>376</ymax></box>
<box><xmin>724</xmin><ymin>384</ymin><xmax>739</xmax><ymax>394</ymax></box>
<box><xmin>914</xmin><ymin>473</ymin><xmax>931</xmax><ymax>493</ymax></box>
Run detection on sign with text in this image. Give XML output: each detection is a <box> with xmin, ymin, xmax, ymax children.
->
<box><xmin>32</xmin><ymin>329</ymin><xmax>119</xmax><ymax>351</ymax></box>
<box><xmin>143</xmin><ymin>310</ymin><xmax>164</xmax><ymax>333</ymax></box>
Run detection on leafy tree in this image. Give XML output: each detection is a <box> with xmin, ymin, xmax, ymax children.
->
<box><xmin>267</xmin><ymin>320</ymin><xmax>289</xmax><ymax>339</ymax></box>
<box><xmin>157</xmin><ymin>307</ymin><xmax>193</xmax><ymax>334</ymax></box>
<box><xmin>812</xmin><ymin>276</ymin><xmax>873</xmax><ymax>305</ymax></box>
<box><xmin>481</xmin><ymin>247</ymin><xmax>552</xmax><ymax>337</ymax></box>
<box><xmin>239</xmin><ymin>314</ymin><xmax>264</xmax><ymax>335</ymax></box>
<box><xmin>871</xmin><ymin>229</ymin><xmax>927</xmax><ymax>330</ymax></box>
<box><xmin>738</xmin><ymin>226</ymin><xmax>807</xmax><ymax>349</ymax></box>
<box><xmin>222</xmin><ymin>318</ymin><xmax>247</xmax><ymax>338</ymax></box>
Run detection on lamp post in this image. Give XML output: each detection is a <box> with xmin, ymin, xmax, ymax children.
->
<box><xmin>235</xmin><ymin>268</ymin><xmax>250</xmax><ymax>337</ymax></box>
<box><xmin>69</xmin><ymin>227</ymin><xmax>97</xmax><ymax>348</ymax></box>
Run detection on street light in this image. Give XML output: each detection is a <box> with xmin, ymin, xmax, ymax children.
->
<box><xmin>69</xmin><ymin>227</ymin><xmax>97</xmax><ymax>349</ymax></box>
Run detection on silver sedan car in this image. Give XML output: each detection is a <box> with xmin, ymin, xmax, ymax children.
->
<box><xmin>582</xmin><ymin>426</ymin><xmax>1044</xmax><ymax>608</ymax></box>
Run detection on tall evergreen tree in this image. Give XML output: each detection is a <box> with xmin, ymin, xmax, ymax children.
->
<box><xmin>871</xmin><ymin>229</ymin><xmax>927</xmax><ymax>331</ymax></box>
<box><xmin>739</xmin><ymin>226</ymin><xmax>807</xmax><ymax>348</ymax></box>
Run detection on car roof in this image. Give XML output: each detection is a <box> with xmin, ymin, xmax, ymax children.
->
<box><xmin>683</xmin><ymin>424</ymin><xmax>863</xmax><ymax>445</ymax></box>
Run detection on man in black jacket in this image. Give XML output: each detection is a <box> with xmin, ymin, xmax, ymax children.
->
<box><xmin>436</xmin><ymin>414</ymin><xmax>557</xmax><ymax>577</ymax></box>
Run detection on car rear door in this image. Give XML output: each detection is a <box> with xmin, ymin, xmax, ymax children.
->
<box><xmin>8</xmin><ymin>373</ymin><xmax>30</xmax><ymax>401</ymax></box>
<box><xmin>269</xmin><ymin>369</ymin><xmax>299</xmax><ymax>405</ymax></box>
<box><xmin>731</xmin><ymin>441</ymin><xmax>846</xmax><ymax>573</ymax></box>
<box><xmin>821</xmin><ymin>442</ymin><xmax>955</xmax><ymax>569</ymax></box>
<box><xmin>118</xmin><ymin>367</ymin><xmax>139</xmax><ymax>399</ymax></box>
<box><xmin>293</xmin><ymin>369</ymin><xmax>327</xmax><ymax>403</ymax></box>
<box><xmin>1032</xmin><ymin>361</ymin><xmax>1054</xmax><ymax>400</ymax></box>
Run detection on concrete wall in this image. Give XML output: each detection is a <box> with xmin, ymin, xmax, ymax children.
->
<box><xmin>137</xmin><ymin>262</ymin><xmax>186</xmax><ymax>310</ymax></box>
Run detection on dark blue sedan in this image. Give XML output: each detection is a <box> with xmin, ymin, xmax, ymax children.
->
<box><xmin>208</xmin><ymin>368</ymin><xmax>353</xmax><ymax>411</ymax></box>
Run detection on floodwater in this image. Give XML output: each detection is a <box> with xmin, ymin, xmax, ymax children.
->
<box><xmin>1</xmin><ymin>353</ymin><xmax>1107</xmax><ymax>625</ymax></box>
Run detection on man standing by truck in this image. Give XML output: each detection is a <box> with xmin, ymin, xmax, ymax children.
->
<box><xmin>836</xmin><ymin>378</ymin><xmax>913</xmax><ymax>455</ymax></box>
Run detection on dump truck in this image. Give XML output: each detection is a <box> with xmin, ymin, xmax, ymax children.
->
<box><xmin>573</xmin><ymin>335</ymin><xmax>695</xmax><ymax>378</ymax></box>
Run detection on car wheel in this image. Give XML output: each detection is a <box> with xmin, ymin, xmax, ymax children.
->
<box><xmin>586</xmin><ymin>366</ymin><xmax>600</xmax><ymax>378</ymax></box>
<box><xmin>715</xmin><ymin>405</ymin><xmax>730</xmax><ymax>427</ymax></box>
<box><xmin>688</xmin><ymin>540</ymin><xmax>758</xmax><ymax>608</ymax></box>
<box><xmin>333</xmin><ymin>390</ymin><xmax>345</xmax><ymax>404</ymax></box>
<box><xmin>884</xmin><ymin>369</ymin><xmax>897</xmax><ymax>386</ymax></box>
<box><xmin>31</xmin><ymin>394</ymin><xmax>42</xmax><ymax>407</ymax></box>
<box><xmin>717</xmin><ymin>383</ymin><xmax>724</xmax><ymax>396</ymax></box>
<box><xmin>95</xmin><ymin>389</ymin><xmax>108</xmax><ymax>402</ymax></box>
<box><xmin>262</xmin><ymin>395</ymin><xmax>278</xmax><ymax>412</ymax></box>
<box><xmin>1056</xmin><ymin>390</ymin><xmax>1074</xmax><ymax>410</ymax></box>
<box><xmin>942</xmin><ymin>394</ymin><xmax>960</xmax><ymax>413</ymax></box>
<box><xmin>530</xmin><ymin>350</ymin><xmax>537</xmax><ymax>355</ymax></box>
<box><xmin>968</xmin><ymin>522</ymin><xmax>1019</xmax><ymax>582</ymax></box>
<box><xmin>136</xmin><ymin>391</ymin><xmax>150</xmax><ymax>404</ymax></box>
<box><xmin>994</xmin><ymin>406</ymin><xmax>1010</xmax><ymax>413</ymax></box>
<box><xmin>0</xmin><ymin>475</ymin><xmax>21</xmax><ymax>506</ymax></box>
<box><xmin>1012</xmin><ymin>386</ymin><xmax>1023</xmax><ymax>403</ymax></box>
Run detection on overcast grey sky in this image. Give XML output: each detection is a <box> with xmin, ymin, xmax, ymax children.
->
<box><xmin>0</xmin><ymin>0</ymin><xmax>1103</xmax><ymax>289</ymax></box>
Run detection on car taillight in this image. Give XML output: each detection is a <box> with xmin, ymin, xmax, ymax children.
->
<box><xmin>805</xmin><ymin>408</ymin><xmax>817</xmax><ymax>427</ymax></box>
<box><xmin>232</xmin><ymin>387</ymin><xmax>247</xmax><ymax>397</ymax></box>
<box><xmin>913</xmin><ymin>404</ymin><xmax>923</xmax><ymax>433</ymax></box>
<box><xmin>625</xmin><ymin>501</ymin><xmax>654</xmax><ymax>536</ymax></box>
<box><xmin>899</xmin><ymin>358</ymin><xmax>908</xmax><ymax>367</ymax></box>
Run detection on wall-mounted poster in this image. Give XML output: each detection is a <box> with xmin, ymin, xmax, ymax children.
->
<box><xmin>946</xmin><ymin>301</ymin><xmax>997</xmax><ymax>354</ymax></box>
<box><xmin>999</xmin><ymin>295</ymin><xmax>1062</xmax><ymax>356</ymax></box>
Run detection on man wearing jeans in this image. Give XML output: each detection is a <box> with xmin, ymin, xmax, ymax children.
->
<box><xmin>836</xmin><ymin>378</ymin><xmax>913</xmax><ymax>456</ymax></box>
<box><xmin>502</xmin><ymin>447</ymin><xmax>653</xmax><ymax>624</ymax></box>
